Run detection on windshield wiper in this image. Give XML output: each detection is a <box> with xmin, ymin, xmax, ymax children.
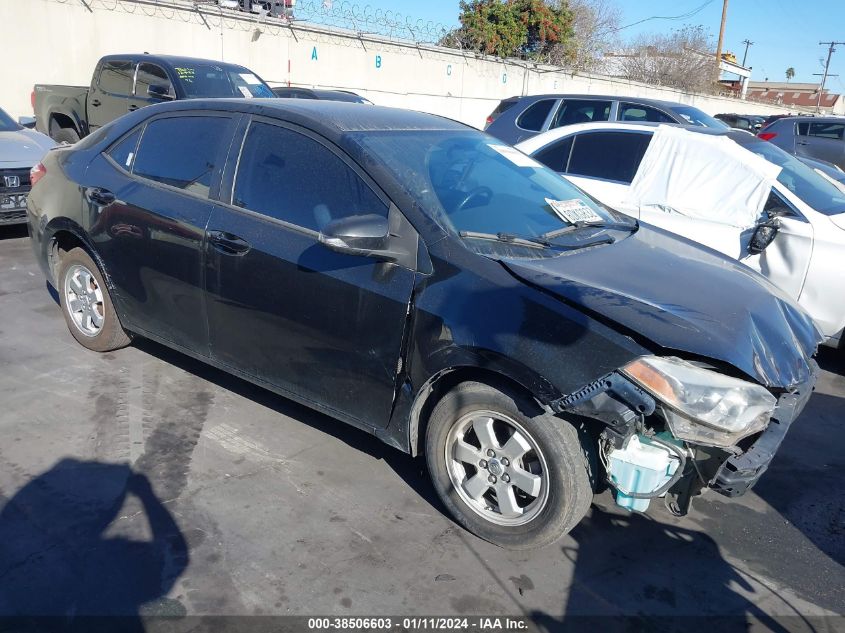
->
<box><xmin>459</xmin><ymin>231</ymin><xmax>550</xmax><ymax>249</ymax></box>
<box><xmin>539</xmin><ymin>220</ymin><xmax>636</xmax><ymax>241</ymax></box>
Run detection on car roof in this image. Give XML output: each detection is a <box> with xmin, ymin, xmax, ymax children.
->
<box><xmin>129</xmin><ymin>98</ymin><xmax>469</xmax><ymax>142</ymax></box>
<box><xmin>513</xmin><ymin>120</ymin><xmax>750</xmax><ymax>153</ymax></box>
<box><xmin>100</xmin><ymin>53</ymin><xmax>253</xmax><ymax>72</ymax></box>
<box><xmin>768</xmin><ymin>115</ymin><xmax>845</xmax><ymax>123</ymax></box>
<box><xmin>507</xmin><ymin>94</ymin><xmax>700</xmax><ymax>110</ymax></box>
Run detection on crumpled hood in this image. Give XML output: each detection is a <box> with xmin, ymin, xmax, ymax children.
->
<box><xmin>0</xmin><ymin>129</ymin><xmax>56</xmax><ymax>165</ymax></box>
<box><xmin>502</xmin><ymin>227</ymin><xmax>821</xmax><ymax>389</ymax></box>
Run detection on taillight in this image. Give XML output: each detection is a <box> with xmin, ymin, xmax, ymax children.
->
<box><xmin>30</xmin><ymin>162</ymin><xmax>46</xmax><ymax>187</ymax></box>
<box><xmin>757</xmin><ymin>132</ymin><xmax>777</xmax><ymax>141</ymax></box>
<box><xmin>31</xmin><ymin>89</ymin><xmax>35</xmax><ymax>112</ymax></box>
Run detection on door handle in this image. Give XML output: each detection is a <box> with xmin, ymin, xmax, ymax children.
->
<box><xmin>91</xmin><ymin>99</ymin><xmax>101</xmax><ymax>107</ymax></box>
<box><xmin>207</xmin><ymin>230</ymin><xmax>251</xmax><ymax>256</ymax></box>
<box><xmin>796</xmin><ymin>140</ymin><xmax>810</xmax><ymax>145</ymax></box>
<box><xmin>85</xmin><ymin>187</ymin><xmax>115</xmax><ymax>206</ymax></box>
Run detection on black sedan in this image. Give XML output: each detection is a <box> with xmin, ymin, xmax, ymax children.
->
<box><xmin>26</xmin><ymin>100</ymin><xmax>820</xmax><ymax>549</ymax></box>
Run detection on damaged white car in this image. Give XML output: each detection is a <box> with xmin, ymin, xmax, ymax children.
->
<box><xmin>517</xmin><ymin>123</ymin><xmax>845</xmax><ymax>348</ymax></box>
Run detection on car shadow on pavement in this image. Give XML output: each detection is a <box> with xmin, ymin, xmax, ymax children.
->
<box><xmin>816</xmin><ymin>346</ymin><xmax>845</xmax><ymax>376</ymax></box>
<box><xmin>131</xmin><ymin>337</ymin><xmax>444</xmax><ymax>512</ymax></box>
<box><xmin>530</xmin><ymin>508</ymin><xmax>799</xmax><ymax>633</ymax></box>
<box><xmin>0</xmin><ymin>459</ymin><xmax>187</xmax><ymax>632</ymax></box>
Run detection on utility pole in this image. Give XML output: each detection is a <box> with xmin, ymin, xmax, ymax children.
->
<box><xmin>741</xmin><ymin>39</ymin><xmax>753</xmax><ymax>67</ymax></box>
<box><xmin>816</xmin><ymin>41</ymin><xmax>845</xmax><ymax>112</ymax></box>
<box><xmin>714</xmin><ymin>0</ymin><xmax>729</xmax><ymax>84</ymax></box>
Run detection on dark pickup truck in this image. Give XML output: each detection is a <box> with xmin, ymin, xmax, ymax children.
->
<box><xmin>33</xmin><ymin>54</ymin><xmax>274</xmax><ymax>143</ymax></box>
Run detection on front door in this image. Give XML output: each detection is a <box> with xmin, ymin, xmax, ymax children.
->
<box><xmin>85</xmin><ymin>112</ymin><xmax>237</xmax><ymax>352</ymax></box>
<box><xmin>204</xmin><ymin>119</ymin><xmax>415</xmax><ymax>427</ymax></box>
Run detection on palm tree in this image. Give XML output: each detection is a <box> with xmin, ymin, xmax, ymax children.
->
<box><xmin>786</xmin><ymin>67</ymin><xmax>795</xmax><ymax>82</ymax></box>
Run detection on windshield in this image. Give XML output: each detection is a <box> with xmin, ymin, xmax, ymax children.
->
<box><xmin>347</xmin><ymin>130</ymin><xmax>630</xmax><ymax>252</ymax></box>
<box><xmin>672</xmin><ymin>106</ymin><xmax>729</xmax><ymax>129</ymax></box>
<box><xmin>172</xmin><ymin>64</ymin><xmax>274</xmax><ymax>99</ymax></box>
<box><xmin>0</xmin><ymin>108</ymin><xmax>22</xmax><ymax>132</ymax></box>
<box><xmin>738</xmin><ymin>138</ymin><xmax>845</xmax><ymax>216</ymax></box>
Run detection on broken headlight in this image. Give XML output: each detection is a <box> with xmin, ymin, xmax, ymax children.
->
<box><xmin>621</xmin><ymin>356</ymin><xmax>777</xmax><ymax>448</ymax></box>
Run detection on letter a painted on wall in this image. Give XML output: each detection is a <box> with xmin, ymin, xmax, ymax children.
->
<box><xmin>311</xmin><ymin>46</ymin><xmax>318</xmax><ymax>61</ymax></box>
<box><xmin>375</xmin><ymin>55</ymin><xmax>382</xmax><ymax>69</ymax></box>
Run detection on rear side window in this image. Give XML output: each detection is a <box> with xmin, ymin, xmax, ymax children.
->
<box><xmin>808</xmin><ymin>122</ymin><xmax>844</xmax><ymax>140</ymax></box>
<box><xmin>132</xmin><ymin>116</ymin><xmax>231</xmax><ymax>198</ymax></box>
<box><xmin>98</xmin><ymin>61</ymin><xmax>133</xmax><ymax>96</ymax></box>
<box><xmin>619</xmin><ymin>103</ymin><xmax>675</xmax><ymax>123</ymax></box>
<box><xmin>550</xmin><ymin>100</ymin><xmax>611</xmax><ymax>129</ymax></box>
<box><xmin>108</xmin><ymin>128</ymin><xmax>142</xmax><ymax>171</ymax></box>
<box><xmin>534</xmin><ymin>137</ymin><xmax>574</xmax><ymax>172</ymax></box>
<box><xmin>233</xmin><ymin>122</ymin><xmax>387</xmax><ymax>232</ymax></box>
<box><xmin>135</xmin><ymin>63</ymin><xmax>174</xmax><ymax>99</ymax></box>
<box><xmin>516</xmin><ymin>99</ymin><xmax>556</xmax><ymax>131</ymax></box>
<box><xmin>567</xmin><ymin>131</ymin><xmax>652</xmax><ymax>183</ymax></box>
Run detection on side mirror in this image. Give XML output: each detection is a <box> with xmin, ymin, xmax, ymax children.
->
<box><xmin>748</xmin><ymin>219</ymin><xmax>779</xmax><ymax>255</ymax></box>
<box><xmin>319</xmin><ymin>214</ymin><xmax>394</xmax><ymax>260</ymax></box>
<box><xmin>147</xmin><ymin>84</ymin><xmax>174</xmax><ymax>101</ymax></box>
<box><xmin>18</xmin><ymin>116</ymin><xmax>36</xmax><ymax>128</ymax></box>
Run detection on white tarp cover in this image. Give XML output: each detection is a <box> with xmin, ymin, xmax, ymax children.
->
<box><xmin>629</xmin><ymin>125</ymin><xmax>782</xmax><ymax>228</ymax></box>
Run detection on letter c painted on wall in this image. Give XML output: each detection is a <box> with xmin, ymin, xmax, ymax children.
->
<box><xmin>502</xmin><ymin>73</ymin><xmax>507</xmax><ymax>84</ymax></box>
<box><xmin>447</xmin><ymin>64</ymin><xmax>452</xmax><ymax>76</ymax></box>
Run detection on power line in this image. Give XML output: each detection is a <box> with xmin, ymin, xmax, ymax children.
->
<box><xmin>597</xmin><ymin>0</ymin><xmax>716</xmax><ymax>37</ymax></box>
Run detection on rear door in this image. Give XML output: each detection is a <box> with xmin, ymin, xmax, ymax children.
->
<box><xmin>204</xmin><ymin>117</ymin><xmax>416</xmax><ymax>427</ymax></box>
<box><xmin>87</xmin><ymin>111</ymin><xmax>237</xmax><ymax>352</ymax></box>
<box><xmin>556</xmin><ymin>130</ymin><xmax>651</xmax><ymax>216</ymax></box>
<box><xmin>796</xmin><ymin>121</ymin><xmax>845</xmax><ymax>169</ymax></box>
<box><xmin>88</xmin><ymin>60</ymin><xmax>134</xmax><ymax>132</ymax></box>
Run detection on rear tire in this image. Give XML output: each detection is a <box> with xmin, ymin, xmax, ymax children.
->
<box><xmin>52</xmin><ymin>127</ymin><xmax>80</xmax><ymax>144</ymax></box>
<box><xmin>425</xmin><ymin>381</ymin><xmax>594</xmax><ymax>550</ymax></box>
<box><xmin>58</xmin><ymin>247</ymin><xmax>130</xmax><ymax>352</ymax></box>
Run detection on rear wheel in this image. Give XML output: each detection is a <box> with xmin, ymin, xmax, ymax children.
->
<box><xmin>425</xmin><ymin>381</ymin><xmax>594</xmax><ymax>549</ymax></box>
<box><xmin>58</xmin><ymin>247</ymin><xmax>130</xmax><ymax>352</ymax></box>
<box><xmin>51</xmin><ymin>126</ymin><xmax>80</xmax><ymax>145</ymax></box>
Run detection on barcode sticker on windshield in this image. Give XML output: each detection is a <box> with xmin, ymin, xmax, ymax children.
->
<box><xmin>488</xmin><ymin>144</ymin><xmax>542</xmax><ymax>168</ymax></box>
<box><xmin>238</xmin><ymin>86</ymin><xmax>254</xmax><ymax>98</ymax></box>
<box><xmin>545</xmin><ymin>198</ymin><xmax>603</xmax><ymax>224</ymax></box>
<box><xmin>239</xmin><ymin>73</ymin><xmax>262</xmax><ymax>85</ymax></box>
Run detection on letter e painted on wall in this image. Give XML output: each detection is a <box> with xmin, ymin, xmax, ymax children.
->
<box><xmin>311</xmin><ymin>46</ymin><xmax>318</xmax><ymax>61</ymax></box>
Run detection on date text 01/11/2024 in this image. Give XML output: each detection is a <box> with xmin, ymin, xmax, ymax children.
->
<box><xmin>306</xmin><ymin>616</ymin><xmax>531</xmax><ymax>631</ymax></box>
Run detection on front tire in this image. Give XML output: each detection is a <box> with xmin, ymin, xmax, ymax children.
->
<box><xmin>51</xmin><ymin>126</ymin><xmax>80</xmax><ymax>145</ymax></box>
<box><xmin>58</xmin><ymin>247</ymin><xmax>130</xmax><ymax>352</ymax></box>
<box><xmin>425</xmin><ymin>381</ymin><xmax>594</xmax><ymax>549</ymax></box>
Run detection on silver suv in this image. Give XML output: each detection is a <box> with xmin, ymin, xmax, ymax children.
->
<box><xmin>759</xmin><ymin>116</ymin><xmax>845</xmax><ymax>170</ymax></box>
<box><xmin>483</xmin><ymin>94</ymin><xmax>727</xmax><ymax>144</ymax></box>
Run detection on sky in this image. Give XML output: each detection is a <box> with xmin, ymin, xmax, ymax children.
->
<box><xmin>367</xmin><ymin>0</ymin><xmax>845</xmax><ymax>89</ymax></box>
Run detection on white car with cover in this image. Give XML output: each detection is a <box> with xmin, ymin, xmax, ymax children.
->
<box><xmin>516</xmin><ymin>122</ymin><xmax>845</xmax><ymax>348</ymax></box>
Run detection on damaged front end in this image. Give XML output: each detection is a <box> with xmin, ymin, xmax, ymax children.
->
<box><xmin>552</xmin><ymin>356</ymin><xmax>818</xmax><ymax>516</ymax></box>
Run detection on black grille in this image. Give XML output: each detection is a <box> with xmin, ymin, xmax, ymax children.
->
<box><xmin>0</xmin><ymin>168</ymin><xmax>31</xmax><ymax>193</ymax></box>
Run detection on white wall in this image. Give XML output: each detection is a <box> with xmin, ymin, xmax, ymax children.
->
<box><xmin>5</xmin><ymin>0</ymin><xmax>798</xmax><ymax>127</ymax></box>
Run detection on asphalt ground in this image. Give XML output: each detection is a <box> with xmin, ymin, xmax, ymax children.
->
<box><xmin>0</xmin><ymin>224</ymin><xmax>843</xmax><ymax>632</ymax></box>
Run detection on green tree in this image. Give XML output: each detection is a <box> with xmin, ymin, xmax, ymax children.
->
<box><xmin>785</xmin><ymin>67</ymin><xmax>795</xmax><ymax>82</ymax></box>
<box><xmin>441</xmin><ymin>0</ymin><xmax>574</xmax><ymax>61</ymax></box>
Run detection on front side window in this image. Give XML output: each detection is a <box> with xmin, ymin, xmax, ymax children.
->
<box><xmin>132</xmin><ymin>116</ymin><xmax>231</xmax><ymax>198</ymax></box>
<box><xmin>808</xmin><ymin>122</ymin><xmax>844</xmax><ymax>140</ymax></box>
<box><xmin>517</xmin><ymin>99</ymin><xmax>556</xmax><ymax>131</ymax></box>
<box><xmin>550</xmin><ymin>100</ymin><xmax>611</xmax><ymax>129</ymax></box>
<box><xmin>98</xmin><ymin>61</ymin><xmax>134</xmax><ymax>96</ymax></box>
<box><xmin>135</xmin><ymin>63</ymin><xmax>174</xmax><ymax>99</ymax></box>
<box><xmin>619</xmin><ymin>103</ymin><xmax>675</xmax><ymax>124</ymax></box>
<box><xmin>567</xmin><ymin>131</ymin><xmax>652</xmax><ymax>183</ymax></box>
<box><xmin>233</xmin><ymin>122</ymin><xmax>387</xmax><ymax>231</ymax></box>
